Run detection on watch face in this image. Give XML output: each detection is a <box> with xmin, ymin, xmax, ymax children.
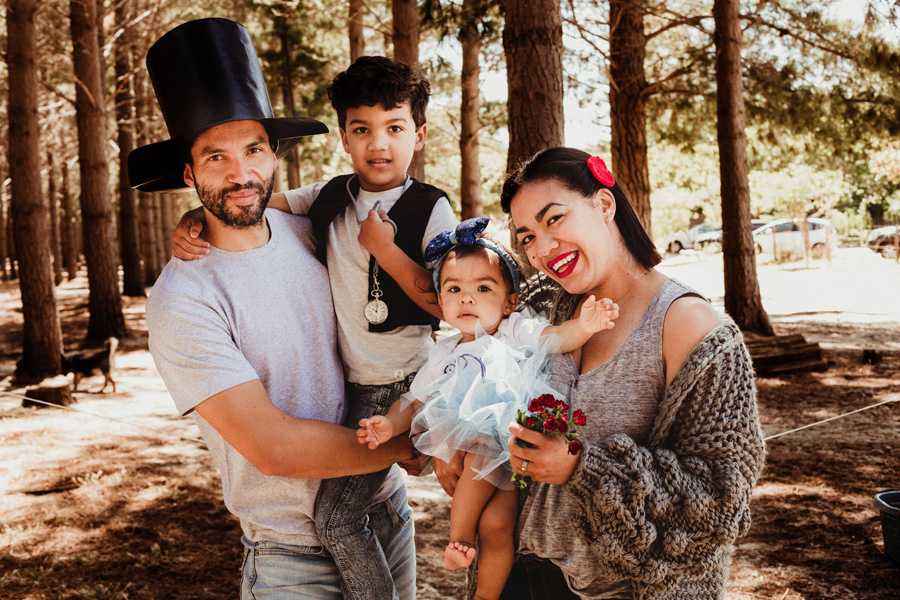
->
<box><xmin>365</xmin><ymin>299</ymin><xmax>388</xmax><ymax>324</ymax></box>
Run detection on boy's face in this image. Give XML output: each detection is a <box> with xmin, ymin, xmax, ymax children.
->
<box><xmin>340</xmin><ymin>103</ymin><xmax>426</xmax><ymax>192</ymax></box>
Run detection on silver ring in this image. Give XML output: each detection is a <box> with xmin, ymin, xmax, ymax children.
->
<box><xmin>521</xmin><ymin>460</ymin><xmax>529</xmax><ymax>472</ymax></box>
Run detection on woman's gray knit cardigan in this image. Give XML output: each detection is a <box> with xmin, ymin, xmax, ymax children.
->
<box><xmin>561</xmin><ymin>319</ymin><xmax>766</xmax><ymax>599</ymax></box>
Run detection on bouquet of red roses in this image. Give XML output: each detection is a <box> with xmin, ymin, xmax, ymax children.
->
<box><xmin>512</xmin><ymin>393</ymin><xmax>586</xmax><ymax>494</ymax></box>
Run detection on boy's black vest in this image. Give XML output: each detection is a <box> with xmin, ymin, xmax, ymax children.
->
<box><xmin>308</xmin><ymin>174</ymin><xmax>444</xmax><ymax>333</ymax></box>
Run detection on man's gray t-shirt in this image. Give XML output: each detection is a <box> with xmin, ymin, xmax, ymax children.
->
<box><xmin>146</xmin><ymin>209</ymin><xmax>347</xmax><ymax>546</ymax></box>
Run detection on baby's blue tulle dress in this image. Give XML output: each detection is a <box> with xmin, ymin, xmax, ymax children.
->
<box><xmin>409</xmin><ymin>326</ymin><xmax>565</xmax><ymax>490</ymax></box>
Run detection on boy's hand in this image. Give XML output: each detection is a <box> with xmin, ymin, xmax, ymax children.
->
<box><xmin>357</xmin><ymin>415</ymin><xmax>395</xmax><ymax>450</ymax></box>
<box><xmin>358</xmin><ymin>209</ymin><xmax>396</xmax><ymax>259</ymax></box>
<box><xmin>172</xmin><ymin>207</ymin><xmax>210</xmax><ymax>260</ymax></box>
<box><xmin>580</xmin><ymin>295</ymin><xmax>619</xmax><ymax>334</ymax></box>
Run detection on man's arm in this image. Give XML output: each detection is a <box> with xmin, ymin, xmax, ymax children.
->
<box><xmin>194</xmin><ymin>379</ymin><xmax>415</xmax><ymax>478</ymax></box>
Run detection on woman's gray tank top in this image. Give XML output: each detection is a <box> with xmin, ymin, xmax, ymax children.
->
<box><xmin>516</xmin><ymin>278</ymin><xmax>700</xmax><ymax>599</ymax></box>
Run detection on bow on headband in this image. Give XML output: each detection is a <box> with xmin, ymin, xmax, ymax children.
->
<box><xmin>426</xmin><ymin>217</ymin><xmax>521</xmax><ymax>292</ymax></box>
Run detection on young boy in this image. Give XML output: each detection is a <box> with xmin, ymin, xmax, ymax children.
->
<box><xmin>173</xmin><ymin>56</ymin><xmax>457</xmax><ymax>600</ymax></box>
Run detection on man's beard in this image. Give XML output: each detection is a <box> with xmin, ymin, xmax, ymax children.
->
<box><xmin>195</xmin><ymin>174</ymin><xmax>275</xmax><ymax>229</ymax></box>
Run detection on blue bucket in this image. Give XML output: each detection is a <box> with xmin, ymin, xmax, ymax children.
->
<box><xmin>874</xmin><ymin>491</ymin><xmax>900</xmax><ymax>564</ymax></box>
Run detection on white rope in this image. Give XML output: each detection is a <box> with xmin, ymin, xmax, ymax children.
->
<box><xmin>2</xmin><ymin>390</ymin><xmax>896</xmax><ymax>446</ymax></box>
<box><xmin>0</xmin><ymin>389</ymin><xmax>206</xmax><ymax>445</ymax></box>
<box><xmin>764</xmin><ymin>397</ymin><xmax>899</xmax><ymax>441</ymax></box>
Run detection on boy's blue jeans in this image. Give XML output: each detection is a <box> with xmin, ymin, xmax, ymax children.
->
<box><xmin>240</xmin><ymin>485</ymin><xmax>415</xmax><ymax>599</ymax></box>
<box><xmin>313</xmin><ymin>376</ymin><xmax>415</xmax><ymax>600</ymax></box>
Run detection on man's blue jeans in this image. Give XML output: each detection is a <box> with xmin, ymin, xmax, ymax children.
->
<box><xmin>314</xmin><ymin>377</ymin><xmax>415</xmax><ymax>600</ymax></box>
<box><xmin>240</xmin><ymin>485</ymin><xmax>416</xmax><ymax>599</ymax></box>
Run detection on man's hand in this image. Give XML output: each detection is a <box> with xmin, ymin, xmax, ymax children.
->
<box><xmin>432</xmin><ymin>450</ymin><xmax>466</xmax><ymax>497</ymax></box>
<box><xmin>357</xmin><ymin>415</ymin><xmax>395</xmax><ymax>450</ymax></box>
<box><xmin>358</xmin><ymin>209</ymin><xmax>396</xmax><ymax>260</ymax></box>
<box><xmin>579</xmin><ymin>295</ymin><xmax>618</xmax><ymax>334</ymax></box>
<box><xmin>172</xmin><ymin>207</ymin><xmax>209</xmax><ymax>260</ymax></box>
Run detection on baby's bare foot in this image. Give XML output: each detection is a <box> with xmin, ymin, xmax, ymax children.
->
<box><xmin>444</xmin><ymin>541</ymin><xmax>477</xmax><ymax>570</ymax></box>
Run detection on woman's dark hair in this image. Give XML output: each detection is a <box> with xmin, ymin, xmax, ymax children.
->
<box><xmin>327</xmin><ymin>56</ymin><xmax>431</xmax><ymax>130</ymax></box>
<box><xmin>500</xmin><ymin>147</ymin><xmax>662</xmax><ymax>270</ymax></box>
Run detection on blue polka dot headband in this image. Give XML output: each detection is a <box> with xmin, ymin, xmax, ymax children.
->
<box><xmin>425</xmin><ymin>217</ymin><xmax>522</xmax><ymax>293</ymax></box>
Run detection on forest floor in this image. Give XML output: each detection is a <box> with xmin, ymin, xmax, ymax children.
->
<box><xmin>0</xmin><ymin>247</ymin><xmax>898</xmax><ymax>600</ymax></box>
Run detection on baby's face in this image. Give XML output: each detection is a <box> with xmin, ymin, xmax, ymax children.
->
<box><xmin>437</xmin><ymin>250</ymin><xmax>517</xmax><ymax>342</ymax></box>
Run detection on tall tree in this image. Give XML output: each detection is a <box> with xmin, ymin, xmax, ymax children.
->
<box><xmin>714</xmin><ymin>0</ymin><xmax>773</xmax><ymax>336</ymax></box>
<box><xmin>349</xmin><ymin>0</ymin><xmax>365</xmax><ymax>61</ymax></box>
<box><xmin>0</xmin><ymin>171</ymin><xmax>8</xmax><ymax>281</ymax></box>
<box><xmin>458</xmin><ymin>0</ymin><xmax>484</xmax><ymax>220</ymax></box>
<box><xmin>608</xmin><ymin>0</ymin><xmax>652</xmax><ymax>235</ymax></box>
<box><xmin>503</xmin><ymin>0</ymin><xmax>564</xmax><ymax>171</ymax></box>
<box><xmin>7</xmin><ymin>0</ymin><xmax>64</xmax><ymax>380</ymax></box>
<box><xmin>47</xmin><ymin>151</ymin><xmax>64</xmax><ymax>286</ymax></box>
<box><xmin>392</xmin><ymin>0</ymin><xmax>425</xmax><ymax>180</ymax></box>
<box><xmin>70</xmin><ymin>0</ymin><xmax>126</xmax><ymax>339</ymax></box>
<box><xmin>60</xmin><ymin>159</ymin><xmax>78</xmax><ymax>280</ymax></box>
<box><xmin>114</xmin><ymin>0</ymin><xmax>145</xmax><ymax>297</ymax></box>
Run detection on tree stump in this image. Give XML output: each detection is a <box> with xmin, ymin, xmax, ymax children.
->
<box><xmin>22</xmin><ymin>375</ymin><xmax>74</xmax><ymax>408</ymax></box>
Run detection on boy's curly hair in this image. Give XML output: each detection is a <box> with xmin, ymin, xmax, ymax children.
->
<box><xmin>327</xmin><ymin>56</ymin><xmax>431</xmax><ymax>131</ymax></box>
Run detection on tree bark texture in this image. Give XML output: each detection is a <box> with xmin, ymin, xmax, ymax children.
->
<box><xmin>459</xmin><ymin>2</ymin><xmax>483</xmax><ymax>221</ymax></box>
<box><xmin>114</xmin><ymin>2</ymin><xmax>145</xmax><ymax>297</ymax></box>
<box><xmin>47</xmin><ymin>152</ymin><xmax>64</xmax><ymax>285</ymax></box>
<box><xmin>392</xmin><ymin>0</ymin><xmax>425</xmax><ymax>181</ymax></box>
<box><xmin>7</xmin><ymin>0</ymin><xmax>64</xmax><ymax>380</ymax></box>
<box><xmin>0</xmin><ymin>174</ymin><xmax>8</xmax><ymax>281</ymax></box>
<box><xmin>503</xmin><ymin>0</ymin><xmax>564</xmax><ymax>171</ymax></box>
<box><xmin>60</xmin><ymin>160</ymin><xmax>78</xmax><ymax>280</ymax></box>
<box><xmin>349</xmin><ymin>0</ymin><xmax>365</xmax><ymax>62</ymax></box>
<box><xmin>139</xmin><ymin>190</ymin><xmax>161</xmax><ymax>285</ymax></box>
<box><xmin>70</xmin><ymin>0</ymin><xmax>126</xmax><ymax>340</ymax></box>
<box><xmin>276</xmin><ymin>16</ymin><xmax>302</xmax><ymax>189</ymax></box>
<box><xmin>713</xmin><ymin>0</ymin><xmax>773</xmax><ymax>336</ymax></box>
<box><xmin>608</xmin><ymin>0</ymin><xmax>652</xmax><ymax>236</ymax></box>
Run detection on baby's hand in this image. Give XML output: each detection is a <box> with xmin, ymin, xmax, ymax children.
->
<box><xmin>579</xmin><ymin>295</ymin><xmax>619</xmax><ymax>333</ymax></box>
<box><xmin>357</xmin><ymin>415</ymin><xmax>395</xmax><ymax>450</ymax></box>
<box><xmin>172</xmin><ymin>207</ymin><xmax>209</xmax><ymax>260</ymax></box>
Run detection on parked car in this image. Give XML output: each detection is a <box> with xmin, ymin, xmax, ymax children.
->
<box><xmin>668</xmin><ymin>222</ymin><xmax>721</xmax><ymax>253</ymax></box>
<box><xmin>867</xmin><ymin>225</ymin><xmax>899</xmax><ymax>258</ymax></box>
<box><xmin>701</xmin><ymin>219</ymin><xmax>769</xmax><ymax>253</ymax></box>
<box><xmin>752</xmin><ymin>218</ymin><xmax>836</xmax><ymax>257</ymax></box>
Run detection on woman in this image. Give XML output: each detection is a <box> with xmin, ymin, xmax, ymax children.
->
<box><xmin>437</xmin><ymin>147</ymin><xmax>765</xmax><ymax>600</ymax></box>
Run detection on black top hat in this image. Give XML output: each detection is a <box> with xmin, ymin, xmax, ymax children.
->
<box><xmin>128</xmin><ymin>18</ymin><xmax>328</xmax><ymax>192</ymax></box>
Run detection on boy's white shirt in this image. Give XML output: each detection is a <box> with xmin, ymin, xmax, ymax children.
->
<box><xmin>284</xmin><ymin>177</ymin><xmax>458</xmax><ymax>385</ymax></box>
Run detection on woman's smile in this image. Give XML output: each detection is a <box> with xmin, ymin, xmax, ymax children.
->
<box><xmin>547</xmin><ymin>251</ymin><xmax>579</xmax><ymax>277</ymax></box>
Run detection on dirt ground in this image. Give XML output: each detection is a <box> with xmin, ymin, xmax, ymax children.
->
<box><xmin>1</xmin><ymin>248</ymin><xmax>898</xmax><ymax>600</ymax></box>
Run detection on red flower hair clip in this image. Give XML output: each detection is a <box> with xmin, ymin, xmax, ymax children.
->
<box><xmin>587</xmin><ymin>156</ymin><xmax>615</xmax><ymax>187</ymax></box>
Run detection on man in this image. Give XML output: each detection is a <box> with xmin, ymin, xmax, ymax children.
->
<box><xmin>130</xmin><ymin>19</ymin><xmax>417</xmax><ymax>598</ymax></box>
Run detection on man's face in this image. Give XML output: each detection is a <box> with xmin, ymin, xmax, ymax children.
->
<box><xmin>183</xmin><ymin>120</ymin><xmax>276</xmax><ymax>228</ymax></box>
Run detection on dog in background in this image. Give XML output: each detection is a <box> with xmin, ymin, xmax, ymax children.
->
<box><xmin>61</xmin><ymin>337</ymin><xmax>118</xmax><ymax>393</ymax></box>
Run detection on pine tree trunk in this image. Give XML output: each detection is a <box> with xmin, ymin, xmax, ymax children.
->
<box><xmin>161</xmin><ymin>193</ymin><xmax>174</xmax><ymax>263</ymax></box>
<box><xmin>139</xmin><ymin>190</ymin><xmax>160</xmax><ymax>285</ymax></box>
<box><xmin>7</xmin><ymin>0</ymin><xmax>64</xmax><ymax>381</ymax></box>
<box><xmin>503</xmin><ymin>0</ymin><xmax>564</xmax><ymax>171</ymax></box>
<box><xmin>47</xmin><ymin>152</ymin><xmax>64</xmax><ymax>285</ymax></box>
<box><xmin>276</xmin><ymin>16</ymin><xmax>302</xmax><ymax>190</ymax></box>
<box><xmin>60</xmin><ymin>160</ymin><xmax>78</xmax><ymax>280</ymax></box>
<box><xmin>714</xmin><ymin>0</ymin><xmax>773</xmax><ymax>336</ymax></box>
<box><xmin>114</xmin><ymin>1</ymin><xmax>144</xmax><ymax>297</ymax></box>
<box><xmin>6</xmin><ymin>206</ymin><xmax>18</xmax><ymax>280</ymax></box>
<box><xmin>392</xmin><ymin>0</ymin><xmax>424</xmax><ymax>181</ymax></box>
<box><xmin>152</xmin><ymin>194</ymin><xmax>167</xmax><ymax>271</ymax></box>
<box><xmin>608</xmin><ymin>0</ymin><xmax>652</xmax><ymax>236</ymax></box>
<box><xmin>349</xmin><ymin>0</ymin><xmax>365</xmax><ymax>61</ymax></box>
<box><xmin>0</xmin><ymin>165</ymin><xmax>9</xmax><ymax>281</ymax></box>
<box><xmin>459</xmin><ymin>2</ymin><xmax>483</xmax><ymax>221</ymax></box>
